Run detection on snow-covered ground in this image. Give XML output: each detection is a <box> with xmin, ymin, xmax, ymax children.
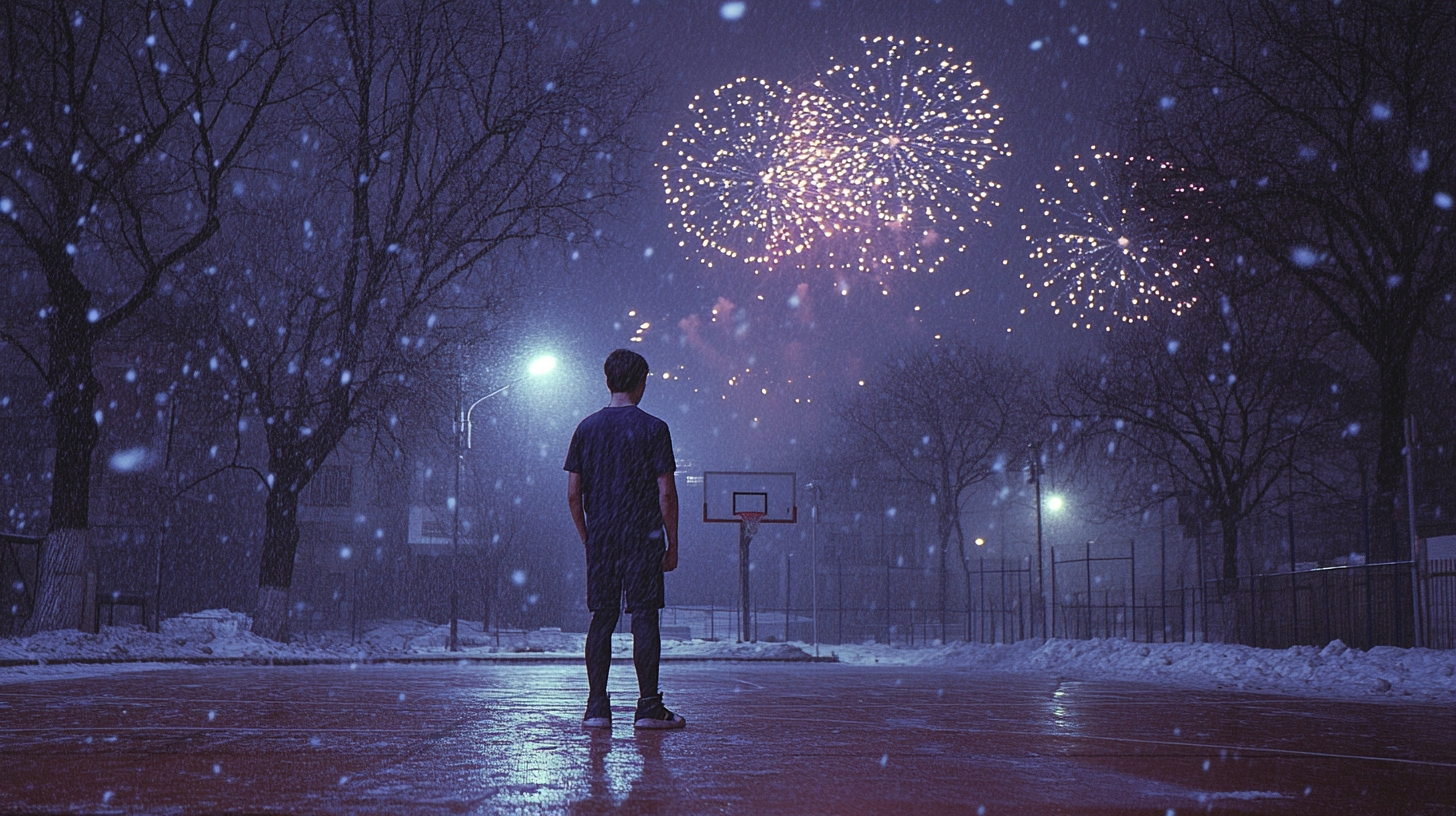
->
<box><xmin>0</xmin><ymin>610</ymin><xmax>811</xmax><ymax>672</ymax></box>
<box><xmin>2</xmin><ymin>609</ymin><xmax>1452</xmax><ymax>703</ymax></box>
<box><xmin>826</xmin><ymin>637</ymin><xmax>1456</xmax><ymax>703</ymax></box>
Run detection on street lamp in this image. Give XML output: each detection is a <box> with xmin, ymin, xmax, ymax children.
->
<box><xmin>527</xmin><ymin>354</ymin><xmax>558</xmax><ymax>378</ymax></box>
<box><xmin>463</xmin><ymin>355</ymin><xmax>557</xmax><ymax>449</ymax></box>
<box><xmin>1029</xmin><ymin>444</ymin><xmax>1066</xmax><ymax>640</ymax></box>
<box><xmin>449</xmin><ymin>353</ymin><xmax>557</xmax><ymax>652</ymax></box>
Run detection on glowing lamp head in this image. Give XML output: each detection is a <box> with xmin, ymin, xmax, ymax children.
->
<box><xmin>974</xmin><ymin>537</ymin><xmax>985</xmax><ymax>546</ymax></box>
<box><xmin>1046</xmin><ymin>495</ymin><xmax>1065</xmax><ymax>512</ymax></box>
<box><xmin>528</xmin><ymin>355</ymin><xmax>558</xmax><ymax>377</ymax></box>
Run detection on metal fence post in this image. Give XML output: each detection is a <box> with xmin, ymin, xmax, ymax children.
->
<box><xmin>1129</xmin><ymin>538</ymin><xmax>1137</xmax><ymax>643</ymax></box>
<box><xmin>978</xmin><ymin>556</ymin><xmax>986</xmax><ymax>643</ymax></box>
<box><xmin>1050</xmin><ymin>547</ymin><xmax>1058</xmax><ymax>639</ymax></box>
<box><xmin>785</xmin><ymin>551</ymin><xmax>791</xmax><ymax>643</ymax></box>
<box><xmin>1160</xmin><ymin>501</ymin><xmax>1168</xmax><ymax>642</ymax></box>
<box><xmin>1019</xmin><ymin>558</ymin><xmax>1027</xmax><ymax>642</ymax></box>
<box><xmin>1405</xmin><ymin>415</ymin><xmax>1424</xmax><ymax>648</ymax></box>
<box><xmin>1085</xmin><ymin>541</ymin><xmax>1093</xmax><ymax>640</ymax></box>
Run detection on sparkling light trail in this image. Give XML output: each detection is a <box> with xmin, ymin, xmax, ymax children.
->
<box><xmin>662</xmin><ymin>37</ymin><xmax>1008</xmax><ymax>278</ymax></box>
<box><xmin>809</xmin><ymin>36</ymin><xmax>1010</xmax><ymax>275</ymax></box>
<box><xmin>1021</xmin><ymin>148</ymin><xmax>1211</xmax><ymax>330</ymax></box>
<box><xmin>662</xmin><ymin>78</ymin><xmax>842</xmax><ymax>268</ymax></box>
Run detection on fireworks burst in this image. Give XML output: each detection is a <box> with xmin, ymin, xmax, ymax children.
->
<box><xmin>810</xmin><ymin>35</ymin><xmax>1010</xmax><ymax>275</ymax></box>
<box><xmin>1021</xmin><ymin>149</ymin><xmax>1210</xmax><ymax>330</ymax></box>
<box><xmin>662</xmin><ymin>37</ymin><xmax>1007</xmax><ymax>276</ymax></box>
<box><xmin>662</xmin><ymin>78</ymin><xmax>843</xmax><ymax>268</ymax></box>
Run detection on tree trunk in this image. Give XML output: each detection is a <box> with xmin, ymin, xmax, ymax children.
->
<box><xmin>50</xmin><ymin>319</ymin><xmax>100</xmax><ymax>531</ymax></box>
<box><xmin>954</xmin><ymin>516</ymin><xmax>973</xmax><ymax>642</ymax></box>
<box><xmin>26</xmin><ymin>297</ymin><xmax>101</xmax><ymax>634</ymax></box>
<box><xmin>1373</xmin><ymin>358</ymin><xmax>1415</xmax><ymax>644</ymax></box>
<box><xmin>938</xmin><ymin>527</ymin><xmax>948</xmax><ymax>645</ymax></box>
<box><xmin>1218</xmin><ymin>513</ymin><xmax>1240</xmax><ymax>596</ymax></box>
<box><xmin>22</xmin><ymin>528</ymin><xmax>92</xmax><ymax>634</ymax></box>
<box><xmin>253</xmin><ymin>483</ymin><xmax>303</xmax><ymax>642</ymax></box>
<box><xmin>255</xmin><ymin>584</ymin><xmax>292</xmax><ymax>643</ymax></box>
<box><xmin>1372</xmin><ymin>360</ymin><xmax>1410</xmax><ymax>563</ymax></box>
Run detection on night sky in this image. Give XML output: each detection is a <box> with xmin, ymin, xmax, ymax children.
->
<box><xmin>508</xmin><ymin>0</ymin><xmax>1157</xmax><ymax>477</ymax></box>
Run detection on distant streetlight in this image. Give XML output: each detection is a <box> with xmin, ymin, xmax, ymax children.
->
<box><xmin>1046</xmin><ymin>495</ymin><xmax>1065</xmax><ymax>513</ymax></box>
<box><xmin>449</xmin><ymin>353</ymin><xmax>557</xmax><ymax>652</ymax></box>
<box><xmin>974</xmin><ymin>537</ymin><xmax>985</xmax><ymax>546</ymax></box>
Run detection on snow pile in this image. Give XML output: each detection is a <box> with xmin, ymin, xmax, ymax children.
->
<box><xmin>0</xmin><ymin>612</ymin><xmax>809</xmax><ymax>667</ymax></box>
<box><xmin>663</xmin><ymin>639</ymin><xmax>811</xmax><ymax>660</ymax></box>
<box><xmin>298</xmin><ymin>621</ymin><xmax>810</xmax><ymax>659</ymax></box>
<box><xmin>3</xmin><ymin>609</ymin><xmax>341</xmax><ymax>663</ymax></box>
<box><xmin>297</xmin><ymin>620</ymin><xmax>586</xmax><ymax>654</ymax></box>
<box><xmin>160</xmin><ymin>609</ymin><xmax>252</xmax><ymax>641</ymax></box>
<box><xmin>825</xmin><ymin>637</ymin><xmax>1456</xmax><ymax>702</ymax></box>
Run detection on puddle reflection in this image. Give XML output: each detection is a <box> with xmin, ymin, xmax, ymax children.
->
<box><xmin>1048</xmin><ymin>683</ymin><xmax>1079</xmax><ymax>736</ymax></box>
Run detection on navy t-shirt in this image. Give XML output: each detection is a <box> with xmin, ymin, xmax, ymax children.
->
<box><xmin>564</xmin><ymin>405</ymin><xmax>676</xmax><ymax>544</ymax></box>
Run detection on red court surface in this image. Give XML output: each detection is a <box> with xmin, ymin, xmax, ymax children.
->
<box><xmin>0</xmin><ymin>662</ymin><xmax>1451</xmax><ymax>814</ymax></box>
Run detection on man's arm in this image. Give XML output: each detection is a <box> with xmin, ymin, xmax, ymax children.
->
<box><xmin>567</xmin><ymin>472</ymin><xmax>588</xmax><ymax>547</ymax></box>
<box><xmin>657</xmin><ymin>472</ymin><xmax>679</xmax><ymax>572</ymax></box>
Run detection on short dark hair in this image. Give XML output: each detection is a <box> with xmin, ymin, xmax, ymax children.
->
<box><xmin>604</xmin><ymin>349</ymin><xmax>649</xmax><ymax>393</ymax></box>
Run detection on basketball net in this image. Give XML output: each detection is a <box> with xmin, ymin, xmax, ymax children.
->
<box><xmin>738</xmin><ymin>511</ymin><xmax>766</xmax><ymax>538</ymax></box>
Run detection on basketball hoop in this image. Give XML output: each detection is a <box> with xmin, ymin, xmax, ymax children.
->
<box><xmin>737</xmin><ymin>511</ymin><xmax>766</xmax><ymax>538</ymax></box>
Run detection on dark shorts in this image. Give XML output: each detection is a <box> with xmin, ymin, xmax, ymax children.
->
<box><xmin>586</xmin><ymin>528</ymin><xmax>665</xmax><ymax>613</ymax></box>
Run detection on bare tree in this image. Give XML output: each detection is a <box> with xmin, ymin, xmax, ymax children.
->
<box><xmin>835</xmin><ymin>343</ymin><xmax>1039</xmax><ymax>641</ymax></box>
<box><xmin>0</xmin><ymin>0</ymin><xmax>307</xmax><ymax>633</ymax></box>
<box><xmin>1062</xmin><ymin>284</ymin><xmax>1341</xmax><ymax>593</ymax></box>
<box><xmin>1130</xmin><ymin>0</ymin><xmax>1456</xmax><ymax>560</ymax></box>
<box><xmin>189</xmin><ymin>0</ymin><xmax>651</xmax><ymax>640</ymax></box>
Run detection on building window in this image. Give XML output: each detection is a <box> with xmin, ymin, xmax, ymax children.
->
<box><xmin>421</xmin><ymin>513</ymin><xmax>450</xmax><ymax>539</ymax></box>
<box><xmin>307</xmin><ymin>465</ymin><xmax>352</xmax><ymax>507</ymax></box>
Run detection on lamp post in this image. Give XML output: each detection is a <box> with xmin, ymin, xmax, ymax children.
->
<box><xmin>1029</xmin><ymin>444</ymin><xmax>1065</xmax><ymax>640</ymax></box>
<box><xmin>1030</xmin><ymin>445</ymin><xmax>1045</xmax><ymax>640</ymax></box>
<box><xmin>449</xmin><ymin>354</ymin><xmax>557</xmax><ymax>652</ymax></box>
<box><xmin>805</xmin><ymin>481</ymin><xmax>822</xmax><ymax>657</ymax></box>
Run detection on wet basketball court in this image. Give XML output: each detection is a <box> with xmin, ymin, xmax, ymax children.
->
<box><xmin>0</xmin><ymin>662</ymin><xmax>1451</xmax><ymax>814</ymax></box>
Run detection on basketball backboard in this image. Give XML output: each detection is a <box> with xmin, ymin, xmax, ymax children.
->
<box><xmin>703</xmin><ymin>471</ymin><xmax>796</xmax><ymax>524</ymax></box>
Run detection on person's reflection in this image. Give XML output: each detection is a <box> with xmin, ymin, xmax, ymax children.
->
<box><xmin>569</xmin><ymin>731</ymin><xmax>678</xmax><ymax>813</ymax></box>
<box><xmin>620</xmin><ymin>732</ymin><xmax>675</xmax><ymax>810</ymax></box>
<box><xmin>570</xmin><ymin>731</ymin><xmax>633</xmax><ymax>814</ymax></box>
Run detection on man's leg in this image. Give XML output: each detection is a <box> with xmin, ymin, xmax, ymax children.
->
<box><xmin>630</xmin><ymin>608</ymin><xmax>661</xmax><ymax>700</ymax></box>
<box><xmin>623</xmin><ymin>544</ymin><xmax>681</xmax><ymax>728</ymax></box>
<box><xmin>629</xmin><ymin>606</ymin><xmax>684</xmax><ymax>729</ymax></box>
<box><xmin>586</xmin><ymin>605</ymin><xmax>620</xmax><ymax>704</ymax></box>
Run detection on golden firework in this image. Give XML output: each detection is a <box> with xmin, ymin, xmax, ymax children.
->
<box><xmin>662</xmin><ymin>37</ymin><xmax>1008</xmax><ymax>276</ymax></box>
<box><xmin>810</xmin><ymin>36</ymin><xmax>1010</xmax><ymax>274</ymax></box>
<box><xmin>662</xmin><ymin>78</ymin><xmax>844</xmax><ymax>268</ymax></box>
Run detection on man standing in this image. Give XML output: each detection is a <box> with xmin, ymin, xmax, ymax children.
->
<box><xmin>565</xmin><ymin>349</ymin><xmax>686</xmax><ymax>730</ymax></box>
